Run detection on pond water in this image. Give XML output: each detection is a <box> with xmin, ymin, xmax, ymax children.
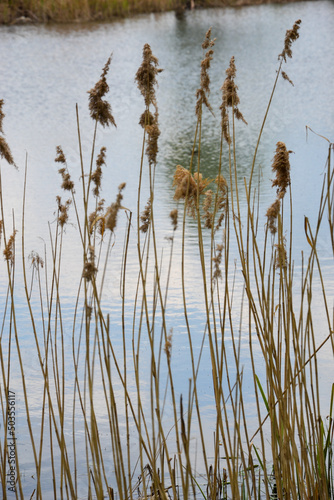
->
<box><xmin>0</xmin><ymin>1</ymin><xmax>334</xmax><ymax>497</ymax></box>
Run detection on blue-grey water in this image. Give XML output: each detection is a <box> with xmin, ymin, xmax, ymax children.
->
<box><xmin>1</xmin><ymin>1</ymin><xmax>334</xmax><ymax>497</ymax></box>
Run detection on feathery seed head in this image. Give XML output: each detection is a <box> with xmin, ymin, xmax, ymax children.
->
<box><xmin>266</xmin><ymin>199</ymin><xmax>281</xmax><ymax>235</ymax></box>
<box><xmin>135</xmin><ymin>44</ymin><xmax>162</xmax><ymax>108</ymax></box>
<box><xmin>173</xmin><ymin>165</ymin><xmax>211</xmax><ymax>218</ymax></box>
<box><xmin>139</xmin><ymin>110</ymin><xmax>154</xmax><ymax>129</ymax></box>
<box><xmin>3</xmin><ymin>230</ymin><xmax>18</xmax><ymax>264</ymax></box>
<box><xmin>88</xmin><ymin>56</ymin><xmax>116</xmax><ymax>128</ymax></box>
<box><xmin>105</xmin><ymin>183</ymin><xmax>126</xmax><ymax>233</ymax></box>
<box><xmin>214</xmin><ymin>175</ymin><xmax>228</xmax><ymax>232</ymax></box>
<box><xmin>271</xmin><ymin>141</ymin><xmax>292</xmax><ymax>198</ymax></box>
<box><xmin>145</xmin><ymin>112</ymin><xmax>160</xmax><ymax>167</ymax></box>
<box><xmin>196</xmin><ymin>28</ymin><xmax>216</xmax><ymax>117</ymax></box>
<box><xmin>279</xmin><ymin>19</ymin><xmax>301</xmax><ymax>62</ymax></box>
<box><xmin>0</xmin><ymin>137</ymin><xmax>15</xmax><ymax>167</ymax></box>
<box><xmin>82</xmin><ymin>245</ymin><xmax>97</xmax><ymax>281</ymax></box>
<box><xmin>136</xmin><ymin>46</ymin><xmax>161</xmax><ymax>167</ymax></box>
<box><xmin>89</xmin><ymin>199</ymin><xmax>106</xmax><ymax>235</ymax></box>
<box><xmin>139</xmin><ymin>198</ymin><xmax>151</xmax><ymax>233</ymax></box>
<box><xmin>275</xmin><ymin>239</ymin><xmax>288</xmax><ymax>270</ymax></box>
<box><xmin>203</xmin><ymin>189</ymin><xmax>214</xmax><ymax>229</ymax></box>
<box><xmin>56</xmin><ymin>146</ymin><xmax>74</xmax><ymax>191</ymax></box>
<box><xmin>29</xmin><ymin>250</ymin><xmax>44</xmax><ymax>269</ymax></box>
<box><xmin>212</xmin><ymin>243</ymin><xmax>224</xmax><ymax>282</ymax></box>
<box><xmin>55</xmin><ymin>145</ymin><xmax>66</xmax><ymax>164</ymax></box>
<box><xmin>56</xmin><ymin>196</ymin><xmax>71</xmax><ymax>227</ymax></box>
<box><xmin>91</xmin><ymin>147</ymin><xmax>107</xmax><ymax>197</ymax></box>
<box><xmin>281</xmin><ymin>71</ymin><xmax>294</xmax><ymax>86</ymax></box>
<box><xmin>164</xmin><ymin>329</ymin><xmax>173</xmax><ymax>362</ymax></box>
<box><xmin>169</xmin><ymin>209</ymin><xmax>178</xmax><ymax>231</ymax></box>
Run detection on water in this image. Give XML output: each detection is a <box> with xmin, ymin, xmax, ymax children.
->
<box><xmin>1</xmin><ymin>1</ymin><xmax>334</xmax><ymax>497</ymax></box>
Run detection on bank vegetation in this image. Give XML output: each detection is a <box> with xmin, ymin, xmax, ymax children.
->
<box><xmin>1</xmin><ymin>0</ymin><xmax>306</xmax><ymax>25</ymax></box>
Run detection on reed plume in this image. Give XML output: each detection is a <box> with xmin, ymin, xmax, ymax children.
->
<box><xmin>173</xmin><ymin>165</ymin><xmax>211</xmax><ymax>218</ymax></box>
<box><xmin>266</xmin><ymin>198</ymin><xmax>281</xmax><ymax>235</ymax></box>
<box><xmin>196</xmin><ymin>28</ymin><xmax>215</xmax><ymax>117</ymax></box>
<box><xmin>278</xmin><ymin>19</ymin><xmax>302</xmax><ymax>85</ymax></box>
<box><xmin>139</xmin><ymin>198</ymin><xmax>152</xmax><ymax>233</ymax></box>
<box><xmin>281</xmin><ymin>71</ymin><xmax>294</xmax><ymax>86</ymax></box>
<box><xmin>135</xmin><ymin>44</ymin><xmax>161</xmax><ymax>109</ymax></box>
<box><xmin>164</xmin><ymin>329</ymin><xmax>173</xmax><ymax>362</ymax></box>
<box><xmin>212</xmin><ymin>243</ymin><xmax>224</xmax><ymax>281</ymax></box>
<box><xmin>214</xmin><ymin>174</ymin><xmax>228</xmax><ymax>232</ymax></box>
<box><xmin>91</xmin><ymin>146</ymin><xmax>106</xmax><ymax>197</ymax></box>
<box><xmin>220</xmin><ymin>56</ymin><xmax>247</xmax><ymax>144</ymax></box>
<box><xmin>0</xmin><ymin>100</ymin><xmax>16</xmax><ymax>167</ymax></box>
<box><xmin>136</xmin><ymin>44</ymin><xmax>162</xmax><ymax>167</ymax></box>
<box><xmin>266</xmin><ymin>142</ymin><xmax>292</xmax><ymax>234</ymax></box>
<box><xmin>56</xmin><ymin>146</ymin><xmax>75</xmax><ymax>192</ymax></box>
<box><xmin>89</xmin><ymin>199</ymin><xmax>106</xmax><ymax>235</ymax></box>
<box><xmin>55</xmin><ymin>195</ymin><xmax>71</xmax><ymax>227</ymax></box>
<box><xmin>274</xmin><ymin>239</ymin><xmax>287</xmax><ymax>270</ymax></box>
<box><xmin>105</xmin><ymin>182</ymin><xmax>126</xmax><ymax>233</ymax></box>
<box><xmin>203</xmin><ymin>189</ymin><xmax>214</xmax><ymax>228</ymax></box>
<box><xmin>271</xmin><ymin>141</ymin><xmax>292</xmax><ymax>199</ymax></box>
<box><xmin>82</xmin><ymin>245</ymin><xmax>97</xmax><ymax>281</ymax></box>
<box><xmin>279</xmin><ymin>19</ymin><xmax>302</xmax><ymax>62</ymax></box>
<box><xmin>88</xmin><ymin>56</ymin><xmax>116</xmax><ymax>128</ymax></box>
<box><xmin>29</xmin><ymin>250</ymin><xmax>44</xmax><ymax>269</ymax></box>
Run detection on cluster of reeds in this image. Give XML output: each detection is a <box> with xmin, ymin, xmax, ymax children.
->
<box><xmin>0</xmin><ymin>0</ymin><xmax>302</xmax><ymax>24</ymax></box>
<box><xmin>0</xmin><ymin>18</ymin><xmax>333</xmax><ymax>500</ymax></box>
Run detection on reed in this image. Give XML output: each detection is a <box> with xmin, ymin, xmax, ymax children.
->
<box><xmin>0</xmin><ymin>18</ymin><xmax>333</xmax><ymax>500</ymax></box>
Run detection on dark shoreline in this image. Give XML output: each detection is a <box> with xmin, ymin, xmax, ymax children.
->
<box><xmin>1</xmin><ymin>0</ymin><xmax>310</xmax><ymax>26</ymax></box>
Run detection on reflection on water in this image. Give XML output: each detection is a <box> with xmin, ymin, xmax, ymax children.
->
<box><xmin>1</xmin><ymin>1</ymin><xmax>334</xmax><ymax>496</ymax></box>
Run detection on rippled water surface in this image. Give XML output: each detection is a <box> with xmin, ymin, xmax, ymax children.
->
<box><xmin>1</xmin><ymin>1</ymin><xmax>334</xmax><ymax>496</ymax></box>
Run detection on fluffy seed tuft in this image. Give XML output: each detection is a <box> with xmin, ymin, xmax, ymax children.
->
<box><xmin>91</xmin><ymin>147</ymin><xmax>107</xmax><ymax>197</ymax></box>
<box><xmin>139</xmin><ymin>198</ymin><xmax>152</xmax><ymax>233</ymax></box>
<box><xmin>135</xmin><ymin>44</ymin><xmax>162</xmax><ymax>109</ymax></box>
<box><xmin>173</xmin><ymin>165</ymin><xmax>211</xmax><ymax>218</ymax></box>
<box><xmin>271</xmin><ymin>141</ymin><xmax>292</xmax><ymax>199</ymax></box>
<box><xmin>56</xmin><ymin>196</ymin><xmax>72</xmax><ymax>227</ymax></box>
<box><xmin>82</xmin><ymin>245</ymin><xmax>97</xmax><ymax>281</ymax></box>
<box><xmin>29</xmin><ymin>251</ymin><xmax>44</xmax><ymax>269</ymax></box>
<box><xmin>279</xmin><ymin>19</ymin><xmax>302</xmax><ymax>62</ymax></box>
<box><xmin>88</xmin><ymin>56</ymin><xmax>116</xmax><ymax>128</ymax></box>
<box><xmin>196</xmin><ymin>28</ymin><xmax>216</xmax><ymax>117</ymax></box>
<box><xmin>212</xmin><ymin>243</ymin><xmax>224</xmax><ymax>282</ymax></box>
<box><xmin>105</xmin><ymin>183</ymin><xmax>126</xmax><ymax>233</ymax></box>
<box><xmin>220</xmin><ymin>57</ymin><xmax>247</xmax><ymax>144</ymax></box>
<box><xmin>3</xmin><ymin>230</ymin><xmax>18</xmax><ymax>264</ymax></box>
<box><xmin>266</xmin><ymin>199</ymin><xmax>281</xmax><ymax>235</ymax></box>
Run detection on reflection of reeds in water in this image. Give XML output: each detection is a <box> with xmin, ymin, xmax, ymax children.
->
<box><xmin>1</xmin><ymin>18</ymin><xmax>334</xmax><ymax>500</ymax></box>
